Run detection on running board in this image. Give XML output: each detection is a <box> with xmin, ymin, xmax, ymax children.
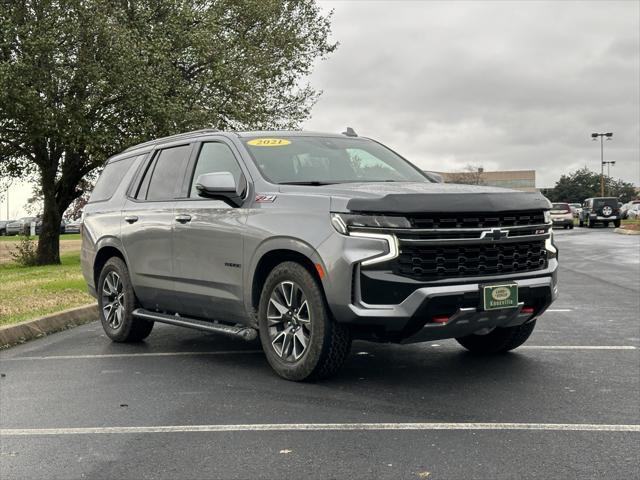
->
<box><xmin>132</xmin><ymin>309</ymin><xmax>258</xmax><ymax>342</ymax></box>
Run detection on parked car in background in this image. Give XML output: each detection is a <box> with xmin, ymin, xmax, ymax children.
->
<box><xmin>579</xmin><ymin>197</ymin><xmax>621</xmax><ymax>228</ymax></box>
<box><xmin>5</xmin><ymin>217</ymin><xmax>38</xmax><ymax>235</ymax></box>
<box><xmin>626</xmin><ymin>203</ymin><xmax>640</xmax><ymax>220</ymax></box>
<box><xmin>34</xmin><ymin>218</ymin><xmax>66</xmax><ymax>235</ymax></box>
<box><xmin>568</xmin><ymin>203</ymin><xmax>582</xmax><ymax>218</ymax></box>
<box><xmin>550</xmin><ymin>203</ymin><xmax>574</xmax><ymax>229</ymax></box>
<box><xmin>0</xmin><ymin>220</ymin><xmax>16</xmax><ymax>236</ymax></box>
<box><xmin>620</xmin><ymin>200</ymin><xmax>640</xmax><ymax>219</ymax></box>
<box><xmin>64</xmin><ymin>219</ymin><xmax>82</xmax><ymax>234</ymax></box>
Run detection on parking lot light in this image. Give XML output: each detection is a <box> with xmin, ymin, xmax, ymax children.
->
<box><xmin>590</xmin><ymin>132</ymin><xmax>614</xmax><ymax>196</ymax></box>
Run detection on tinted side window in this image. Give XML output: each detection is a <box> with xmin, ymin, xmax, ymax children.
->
<box><xmin>90</xmin><ymin>156</ymin><xmax>135</xmax><ymax>202</ymax></box>
<box><xmin>146</xmin><ymin>145</ymin><xmax>192</xmax><ymax>201</ymax></box>
<box><xmin>189</xmin><ymin>142</ymin><xmax>242</xmax><ymax>198</ymax></box>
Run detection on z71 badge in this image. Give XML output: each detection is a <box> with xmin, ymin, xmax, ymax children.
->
<box><xmin>255</xmin><ymin>194</ymin><xmax>277</xmax><ymax>203</ymax></box>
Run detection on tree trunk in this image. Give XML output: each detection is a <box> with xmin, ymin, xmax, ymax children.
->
<box><xmin>35</xmin><ymin>158</ymin><xmax>62</xmax><ymax>265</ymax></box>
<box><xmin>36</xmin><ymin>187</ymin><xmax>62</xmax><ymax>265</ymax></box>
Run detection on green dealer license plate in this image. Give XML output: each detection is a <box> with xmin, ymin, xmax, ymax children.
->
<box><xmin>482</xmin><ymin>284</ymin><xmax>518</xmax><ymax>310</ymax></box>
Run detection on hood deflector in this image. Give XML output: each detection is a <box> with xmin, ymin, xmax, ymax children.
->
<box><xmin>346</xmin><ymin>192</ymin><xmax>551</xmax><ymax>214</ymax></box>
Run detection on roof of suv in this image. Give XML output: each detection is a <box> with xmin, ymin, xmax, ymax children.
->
<box><xmin>116</xmin><ymin>129</ymin><xmax>355</xmax><ymax>162</ymax></box>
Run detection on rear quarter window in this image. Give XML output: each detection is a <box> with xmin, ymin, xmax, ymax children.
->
<box><xmin>89</xmin><ymin>156</ymin><xmax>136</xmax><ymax>203</ymax></box>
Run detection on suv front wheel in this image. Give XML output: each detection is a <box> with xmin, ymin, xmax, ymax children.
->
<box><xmin>456</xmin><ymin>320</ymin><xmax>536</xmax><ymax>354</ymax></box>
<box><xmin>98</xmin><ymin>257</ymin><xmax>154</xmax><ymax>342</ymax></box>
<box><xmin>258</xmin><ymin>261</ymin><xmax>351</xmax><ymax>381</ymax></box>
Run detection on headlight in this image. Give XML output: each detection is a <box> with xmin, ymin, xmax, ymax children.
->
<box><xmin>545</xmin><ymin>229</ymin><xmax>558</xmax><ymax>259</ymax></box>
<box><xmin>544</xmin><ymin>210</ymin><xmax>551</xmax><ymax>223</ymax></box>
<box><xmin>330</xmin><ymin>213</ymin><xmax>411</xmax><ymax>234</ymax></box>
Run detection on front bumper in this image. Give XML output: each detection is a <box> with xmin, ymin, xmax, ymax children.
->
<box><xmin>349</xmin><ymin>272</ymin><xmax>557</xmax><ymax>342</ymax></box>
<box><xmin>318</xmin><ymin>230</ymin><xmax>558</xmax><ymax>343</ymax></box>
<box><xmin>552</xmin><ymin>217</ymin><xmax>573</xmax><ymax>226</ymax></box>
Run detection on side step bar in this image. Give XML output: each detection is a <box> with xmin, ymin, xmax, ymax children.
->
<box><xmin>132</xmin><ymin>309</ymin><xmax>258</xmax><ymax>342</ymax></box>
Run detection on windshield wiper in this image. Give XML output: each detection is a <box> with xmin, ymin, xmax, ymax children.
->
<box><xmin>278</xmin><ymin>181</ymin><xmax>337</xmax><ymax>186</ymax></box>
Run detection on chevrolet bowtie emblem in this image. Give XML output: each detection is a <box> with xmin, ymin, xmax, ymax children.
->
<box><xmin>480</xmin><ymin>228</ymin><xmax>509</xmax><ymax>241</ymax></box>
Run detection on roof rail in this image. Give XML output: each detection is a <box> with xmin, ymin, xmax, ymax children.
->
<box><xmin>123</xmin><ymin>128</ymin><xmax>220</xmax><ymax>152</ymax></box>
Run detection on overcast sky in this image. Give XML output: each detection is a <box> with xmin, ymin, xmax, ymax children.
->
<box><xmin>306</xmin><ymin>0</ymin><xmax>640</xmax><ymax>187</ymax></box>
<box><xmin>2</xmin><ymin>0</ymin><xmax>639</xmax><ymax>219</ymax></box>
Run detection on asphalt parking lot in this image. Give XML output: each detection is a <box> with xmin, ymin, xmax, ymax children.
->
<box><xmin>1</xmin><ymin>228</ymin><xmax>639</xmax><ymax>479</ymax></box>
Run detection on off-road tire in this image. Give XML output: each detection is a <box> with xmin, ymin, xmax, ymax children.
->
<box><xmin>613</xmin><ymin>219</ymin><xmax>621</xmax><ymax>228</ymax></box>
<box><xmin>97</xmin><ymin>257</ymin><xmax>154</xmax><ymax>342</ymax></box>
<box><xmin>569</xmin><ymin>224</ymin><xmax>574</xmax><ymax>229</ymax></box>
<box><xmin>579</xmin><ymin>218</ymin><xmax>584</xmax><ymax>227</ymax></box>
<box><xmin>588</xmin><ymin>217</ymin><xmax>595</xmax><ymax>228</ymax></box>
<box><xmin>258</xmin><ymin>261</ymin><xmax>351</xmax><ymax>381</ymax></box>
<box><xmin>456</xmin><ymin>320</ymin><xmax>536</xmax><ymax>354</ymax></box>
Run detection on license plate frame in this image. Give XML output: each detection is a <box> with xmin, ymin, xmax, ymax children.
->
<box><xmin>482</xmin><ymin>283</ymin><xmax>519</xmax><ymax>310</ymax></box>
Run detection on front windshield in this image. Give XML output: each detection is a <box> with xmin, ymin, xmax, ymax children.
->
<box><xmin>243</xmin><ymin>135</ymin><xmax>429</xmax><ymax>184</ymax></box>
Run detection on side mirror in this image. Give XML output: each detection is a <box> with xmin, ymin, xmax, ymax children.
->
<box><xmin>195</xmin><ymin>172</ymin><xmax>246</xmax><ymax>207</ymax></box>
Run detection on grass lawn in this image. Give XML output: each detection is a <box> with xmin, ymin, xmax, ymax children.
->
<box><xmin>0</xmin><ymin>253</ymin><xmax>94</xmax><ymax>326</ymax></box>
<box><xmin>621</xmin><ymin>219</ymin><xmax>640</xmax><ymax>231</ymax></box>
<box><xmin>0</xmin><ymin>233</ymin><xmax>81</xmax><ymax>242</ymax></box>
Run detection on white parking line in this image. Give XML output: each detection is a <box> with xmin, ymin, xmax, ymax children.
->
<box><xmin>547</xmin><ymin>309</ymin><xmax>573</xmax><ymax>312</ymax></box>
<box><xmin>520</xmin><ymin>346</ymin><xmax>637</xmax><ymax>350</ymax></box>
<box><xmin>0</xmin><ymin>350</ymin><xmax>263</xmax><ymax>361</ymax></box>
<box><xmin>1</xmin><ymin>346</ymin><xmax>636</xmax><ymax>362</ymax></box>
<box><xmin>1</xmin><ymin>422</ymin><xmax>638</xmax><ymax>436</ymax></box>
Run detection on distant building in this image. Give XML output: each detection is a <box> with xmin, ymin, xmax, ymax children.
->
<box><xmin>433</xmin><ymin>169</ymin><xmax>537</xmax><ymax>192</ymax></box>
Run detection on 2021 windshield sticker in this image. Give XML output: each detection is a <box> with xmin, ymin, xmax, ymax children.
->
<box><xmin>247</xmin><ymin>138</ymin><xmax>291</xmax><ymax>147</ymax></box>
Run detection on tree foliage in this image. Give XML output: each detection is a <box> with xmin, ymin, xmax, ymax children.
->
<box><xmin>545</xmin><ymin>168</ymin><xmax>637</xmax><ymax>204</ymax></box>
<box><xmin>0</xmin><ymin>0</ymin><xmax>335</xmax><ymax>264</ymax></box>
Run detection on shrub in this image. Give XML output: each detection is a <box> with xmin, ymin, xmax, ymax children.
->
<box><xmin>10</xmin><ymin>235</ymin><xmax>38</xmax><ymax>266</ymax></box>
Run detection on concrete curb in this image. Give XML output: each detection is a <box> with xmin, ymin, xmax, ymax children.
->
<box><xmin>0</xmin><ymin>304</ymin><xmax>98</xmax><ymax>349</ymax></box>
<box><xmin>614</xmin><ymin>228</ymin><xmax>640</xmax><ymax>235</ymax></box>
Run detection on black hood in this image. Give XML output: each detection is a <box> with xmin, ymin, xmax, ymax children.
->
<box><xmin>290</xmin><ymin>181</ymin><xmax>551</xmax><ymax>213</ymax></box>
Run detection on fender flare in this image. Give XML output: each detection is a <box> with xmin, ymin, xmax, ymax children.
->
<box><xmin>244</xmin><ymin>236</ymin><xmax>329</xmax><ymax>313</ymax></box>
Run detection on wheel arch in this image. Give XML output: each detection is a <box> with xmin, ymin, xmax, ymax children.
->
<box><xmin>93</xmin><ymin>245</ymin><xmax>127</xmax><ymax>288</ymax></box>
<box><xmin>248</xmin><ymin>241</ymin><xmax>328</xmax><ymax>320</ymax></box>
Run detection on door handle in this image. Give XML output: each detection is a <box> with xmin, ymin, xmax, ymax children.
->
<box><xmin>175</xmin><ymin>214</ymin><xmax>192</xmax><ymax>224</ymax></box>
<box><xmin>124</xmin><ymin>216</ymin><xmax>138</xmax><ymax>224</ymax></box>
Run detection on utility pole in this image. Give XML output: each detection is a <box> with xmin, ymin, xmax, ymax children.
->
<box><xmin>591</xmin><ymin>132</ymin><xmax>613</xmax><ymax>196</ymax></box>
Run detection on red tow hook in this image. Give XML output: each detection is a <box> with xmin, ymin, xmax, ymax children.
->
<box><xmin>432</xmin><ymin>315</ymin><xmax>449</xmax><ymax>324</ymax></box>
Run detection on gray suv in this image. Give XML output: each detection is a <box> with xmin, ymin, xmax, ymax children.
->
<box><xmin>81</xmin><ymin>129</ymin><xmax>558</xmax><ymax>381</ymax></box>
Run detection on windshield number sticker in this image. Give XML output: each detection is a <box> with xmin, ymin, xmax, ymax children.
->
<box><xmin>247</xmin><ymin>138</ymin><xmax>291</xmax><ymax>147</ymax></box>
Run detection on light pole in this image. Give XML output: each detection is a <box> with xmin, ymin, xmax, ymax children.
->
<box><xmin>603</xmin><ymin>160</ymin><xmax>615</xmax><ymax>195</ymax></box>
<box><xmin>591</xmin><ymin>132</ymin><xmax>613</xmax><ymax>197</ymax></box>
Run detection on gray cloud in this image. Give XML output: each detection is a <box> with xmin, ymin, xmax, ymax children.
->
<box><xmin>305</xmin><ymin>0</ymin><xmax>640</xmax><ymax>187</ymax></box>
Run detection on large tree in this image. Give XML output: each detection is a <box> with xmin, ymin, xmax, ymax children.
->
<box><xmin>0</xmin><ymin>0</ymin><xmax>335</xmax><ymax>264</ymax></box>
<box><xmin>546</xmin><ymin>168</ymin><xmax>636</xmax><ymax>204</ymax></box>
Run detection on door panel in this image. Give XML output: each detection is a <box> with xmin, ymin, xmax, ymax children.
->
<box><xmin>172</xmin><ymin>201</ymin><xmax>247</xmax><ymax>322</ymax></box>
<box><xmin>121</xmin><ymin>199</ymin><xmax>178</xmax><ymax>311</ymax></box>
<box><xmin>171</xmin><ymin>140</ymin><xmax>249</xmax><ymax>323</ymax></box>
<box><xmin>120</xmin><ymin>143</ymin><xmax>193</xmax><ymax>312</ymax></box>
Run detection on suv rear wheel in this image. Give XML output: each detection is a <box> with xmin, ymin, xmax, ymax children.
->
<box><xmin>98</xmin><ymin>257</ymin><xmax>154</xmax><ymax>342</ymax></box>
<box><xmin>456</xmin><ymin>320</ymin><xmax>536</xmax><ymax>354</ymax></box>
<box><xmin>258</xmin><ymin>261</ymin><xmax>351</xmax><ymax>381</ymax></box>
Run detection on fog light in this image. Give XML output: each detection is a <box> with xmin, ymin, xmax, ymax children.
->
<box><xmin>522</xmin><ymin>306</ymin><xmax>534</xmax><ymax>314</ymax></box>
